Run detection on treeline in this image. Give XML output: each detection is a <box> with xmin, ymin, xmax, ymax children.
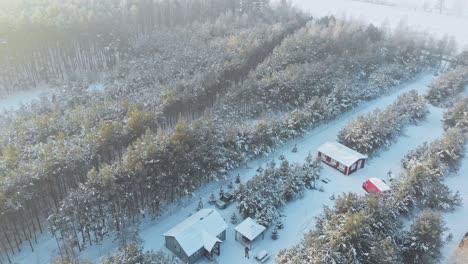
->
<box><xmin>337</xmin><ymin>90</ymin><xmax>428</xmax><ymax>155</ymax></box>
<box><xmin>443</xmin><ymin>96</ymin><xmax>468</xmax><ymax>132</ymax></box>
<box><xmin>0</xmin><ymin>15</ymin><xmax>445</xmax><ymax>263</ymax></box>
<box><xmin>0</xmin><ymin>0</ymin><xmax>271</xmax><ymax>95</ymax></box>
<box><xmin>237</xmin><ymin>155</ymin><xmax>322</xmax><ymax>226</ymax></box>
<box><xmin>213</xmin><ymin>17</ymin><xmax>446</xmax><ymax>119</ymax></box>
<box><xmin>425</xmin><ymin>66</ymin><xmax>468</xmax><ymax>106</ymax></box>
<box><xmin>0</xmin><ymin>7</ymin><xmax>306</xmax><ymax>261</ymax></box>
<box><xmin>277</xmin><ymin>98</ymin><xmax>467</xmax><ymax>264</ymax></box>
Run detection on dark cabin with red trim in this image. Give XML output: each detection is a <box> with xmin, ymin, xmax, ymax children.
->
<box><xmin>317</xmin><ymin>141</ymin><xmax>367</xmax><ymax>176</ymax></box>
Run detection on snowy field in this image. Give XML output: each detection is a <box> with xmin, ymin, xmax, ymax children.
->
<box><xmin>13</xmin><ymin>72</ymin><xmax>462</xmax><ymax>264</ymax></box>
<box><xmin>290</xmin><ymin>0</ymin><xmax>468</xmax><ymax>49</ymax></box>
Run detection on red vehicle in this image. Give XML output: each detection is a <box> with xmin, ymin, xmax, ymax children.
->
<box><xmin>363</xmin><ymin>178</ymin><xmax>391</xmax><ymax>194</ymax></box>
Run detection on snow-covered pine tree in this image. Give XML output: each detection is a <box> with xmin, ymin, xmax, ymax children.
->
<box><xmin>231</xmin><ymin>213</ymin><xmax>238</xmax><ymax>224</ymax></box>
<box><xmin>209</xmin><ymin>193</ymin><xmax>216</xmax><ymax>205</ymax></box>
<box><xmin>401</xmin><ymin>210</ymin><xmax>447</xmax><ymax>264</ymax></box>
<box><xmin>271</xmin><ymin>226</ymin><xmax>279</xmax><ymax>240</ymax></box>
<box><xmin>197</xmin><ymin>198</ymin><xmax>203</xmax><ymax>211</ymax></box>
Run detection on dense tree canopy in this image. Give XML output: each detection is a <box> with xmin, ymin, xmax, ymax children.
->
<box><xmin>0</xmin><ymin>5</ymin><xmax>454</xmax><ymax>262</ymax></box>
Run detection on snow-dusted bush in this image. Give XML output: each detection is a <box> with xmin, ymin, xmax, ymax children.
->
<box><xmin>401</xmin><ymin>210</ymin><xmax>447</xmax><ymax>264</ymax></box>
<box><xmin>338</xmin><ymin>90</ymin><xmax>428</xmax><ymax>155</ymax></box>
<box><xmin>443</xmin><ymin>97</ymin><xmax>468</xmax><ymax>132</ymax></box>
<box><xmin>237</xmin><ymin>155</ymin><xmax>321</xmax><ymax>226</ymax></box>
<box><xmin>401</xmin><ymin>128</ymin><xmax>467</xmax><ymax>172</ymax></box>
<box><xmin>425</xmin><ymin>66</ymin><xmax>468</xmax><ymax>107</ymax></box>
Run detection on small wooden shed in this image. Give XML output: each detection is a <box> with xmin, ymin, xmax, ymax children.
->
<box><xmin>234</xmin><ymin>217</ymin><xmax>266</xmax><ymax>249</ymax></box>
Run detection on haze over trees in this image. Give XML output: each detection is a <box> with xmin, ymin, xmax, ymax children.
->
<box><xmin>0</xmin><ymin>0</ymin><xmax>272</xmax><ymax>95</ymax></box>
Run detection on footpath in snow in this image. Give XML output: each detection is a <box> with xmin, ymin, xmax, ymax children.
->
<box><xmin>10</xmin><ymin>73</ymin><xmax>448</xmax><ymax>264</ymax></box>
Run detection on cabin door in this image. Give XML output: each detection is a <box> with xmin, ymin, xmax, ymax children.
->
<box><xmin>357</xmin><ymin>160</ymin><xmax>363</xmax><ymax>169</ymax></box>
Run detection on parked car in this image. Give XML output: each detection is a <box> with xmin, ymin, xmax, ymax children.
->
<box><xmin>362</xmin><ymin>178</ymin><xmax>391</xmax><ymax>194</ymax></box>
<box><xmin>215</xmin><ymin>190</ymin><xmax>236</xmax><ymax>209</ymax></box>
<box><xmin>220</xmin><ymin>189</ymin><xmax>236</xmax><ymax>203</ymax></box>
<box><xmin>215</xmin><ymin>199</ymin><xmax>227</xmax><ymax>209</ymax></box>
<box><xmin>255</xmin><ymin>250</ymin><xmax>270</xmax><ymax>263</ymax></box>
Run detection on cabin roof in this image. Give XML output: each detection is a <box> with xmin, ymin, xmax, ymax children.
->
<box><xmin>318</xmin><ymin>141</ymin><xmax>367</xmax><ymax>166</ymax></box>
<box><xmin>235</xmin><ymin>217</ymin><xmax>266</xmax><ymax>241</ymax></box>
<box><xmin>163</xmin><ymin>209</ymin><xmax>228</xmax><ymax>256</ymax></box>
<box><xmin>369</xmin><ymin>178</ymin><xmax>391</xmax><ymax>192</ymax></box>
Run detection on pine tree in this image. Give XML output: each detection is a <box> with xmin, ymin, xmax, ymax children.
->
<box><xmin>209</xmin><ymin>193</ymin><xmax>216</xmax><ymax>205</ymax></box>
<box><xmin>271</xmin><ymin>226</ymin><xmax>279</xmax><ymax>240</ymax></box>
<box><xmin>197</xmin><ymin>198</ymin><xmax>203</xmax><ymax>211</ymax></box>
<box><xmin>235</xmin><ymin>174</ymin><xmax>241</xmax><ymax>184</ymax></box>
<box><xmin>219</xmin><ymin>186</ymin><xmax>224</xmax><ymax>197</ymax></box>
<box><xmin>276</xmin><ymin>220</ymin><xmax>284</xmax><ymax>229</ymax></box>
<box><xmin>228</xmin><ymin>180</ymin><xmax>234</xmax><ymax>189</ymax></box>
<box><xmin>401</xmin><ymin>210</ymin><xmax>446</xmax><ymax>264</ymax></box>
<box><xmin>231</xmin><ymin>213</ymin><xmax>238</xmax><ymax>224</ymax></box>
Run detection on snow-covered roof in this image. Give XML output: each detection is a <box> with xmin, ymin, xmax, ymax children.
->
<box><xmin>235</xmin><ymin>217</ymin><xmax>266</xmax><ymax>241</ymax></box>
<box><xmin>163</xmin><ymin>209</ymin><xmax>228</xmax><ymax>256</ymax></box>
<box><xmin>369</xmin><ymin>178</ymin><xmax>391</xmax><ymax>192</ymax></box>
<box><xmin>317</xmin><ymin>141</ymin><xmax>367</xmax><ymax>166</ymax></box>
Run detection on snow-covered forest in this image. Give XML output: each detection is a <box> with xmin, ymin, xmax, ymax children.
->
<box><xmin>338</xmin><ymin>90</ymin><xmax>428</xmax><ymax>154</ymax></box>
<box><xmin>277</xmin><ymin>96</ymin><xmax>468</xmax><ymax>263</ymax></box>
<box><xmin>0</xmin><ymin>0</ymin><xmax>467</xmax><ymax>264</ymax></box>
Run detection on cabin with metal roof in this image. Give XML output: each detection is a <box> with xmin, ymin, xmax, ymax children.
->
<box><xmin>163</xmin><ymin>209</ymin><xmax>228</xmax><ymax>263</ymax></box>
<box><xmin>317</xmin><ymin>141</ymin><xmax>368</xmax><ymax>175</ymax></box>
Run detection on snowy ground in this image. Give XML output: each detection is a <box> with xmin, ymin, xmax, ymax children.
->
<box><xmin>442</xmin><ymin>85</ymin><xmax>468</xmax><ymax>263</ymax></box>
<box><xmin>443</xmin><ymin>150</ymin><xmax>468</xmax><ymax>262</ymax></box>
<box><xmin>10</xmin><ymin>72</ymin><xmax>450</xmax><ymax>264</ymax></box>
<box><xmin>290</xmin><ymin>0</ymin><xmax>468</xmax><ymax>49</ymax></box>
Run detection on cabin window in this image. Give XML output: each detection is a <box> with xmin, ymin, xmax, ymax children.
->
<box><xmin>338</xmin><ymin>163</ymin><xmax>345</xmax><ymax>171</ymax></box>
<box><xmin>321</xmin><ymin>154</ymin><xmax>327</xmax><ymax>161</ymax></box>
<box><xmin>351</xmin><ymin>163</ymin><xmax>356</xmax><ymax>170</ymax></box>
<box><xmin>330</xmin><ymin>158</ymin><xmax>337</xmax><ymax>165</ymax></box>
